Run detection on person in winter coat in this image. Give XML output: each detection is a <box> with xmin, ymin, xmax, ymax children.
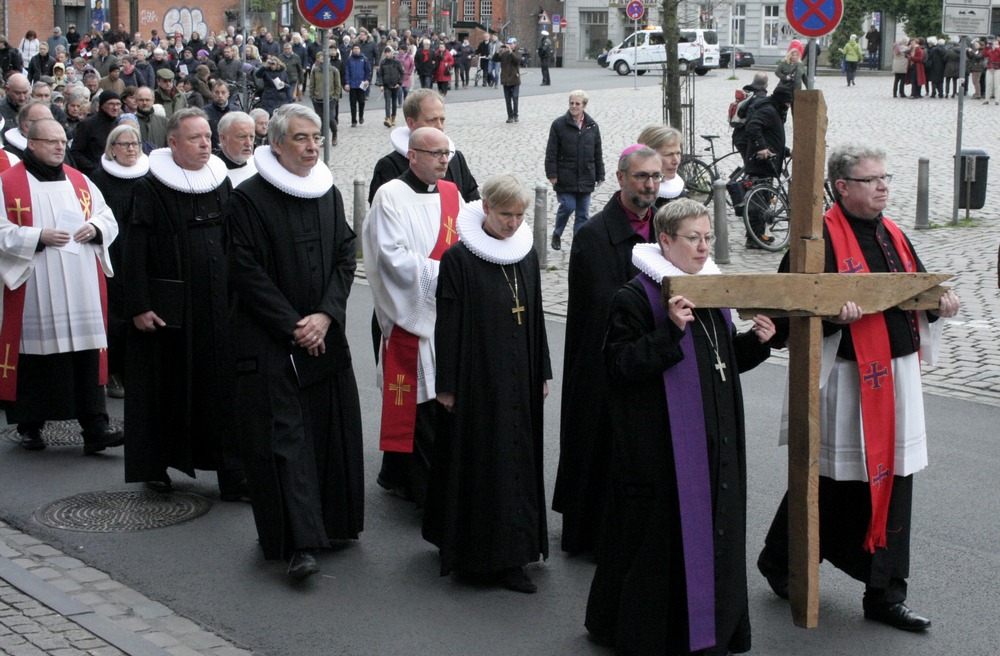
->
<box><xmin>495</xmin><ymin>38</ymin><xmax>521</xmax><ymax>123</ymax></box>
<box><xmin>906</xmin><ymin>38</ymin><xmax>926</xmax><ymax>99</ymax></box>
<box><xmin>27</xmin><ymin>43</ymin><xmax>54</xmax><ymax>83</ymax></box>
<box><xmin>966</xmin><ymin>40</ymin><xmax>985</xmax><ymax>99</ymax></box>
<box><xmin>926</xmin><ymin>36</ymin><xmax>946</xmax><ymax>98</ymax></box>
<box><xmin>398</xmin><ymin>45</ymin><xmax>415</xmax><ymax>102</ymax></box>
<box><xmin>774</xmin><ymin>47</ymin><xmax>805</xmax><ymax>89</ymax></box>
<box><xmin>254</xmin><ymin>55</ymin><xmax>291</xmax><ymax>115</ymax></box>
<box><xmin>310</xmin><ymin>49</ymin><xmax>342</xmax><ymax>145</ymax></box>
<box><xmin>891</xmin><ymin>38</ymin><xmax>910</xmax><ymax>97</ymax></box>
<box><xmin>343</xmin><ymin>44</ymin><xmax>371</xmax><ymax>125</ymax></box>
<box><xmin>943</xmin><ymin>38</ymin><xmax>962</xmax><ymax>97</ymax></box>
<box><xmin>840</xmin><ymin>34</ymin><xmax>863</xmax><ymax>86</ymax></box>
<box><xmin>456</xmin><ymin>38</ymin><xmax>473</xmax><ymax>89</ymax></box>
<box><xmin>414</xmin><ymin>39</ymin><xmax>435</xmax><ymax>89</ymax></box>
<box><xmin>545</xmin><ymin>90</ymin><xmax>604</xmax><ymax>250</ymax></box>
<box><xmin>432</xmin><ymin>43</ymin><xmax>454</xmax><ymax>95</ymax></box>
<box><xmin>983</xmin><ymin>37</ymin><xmax>1000</xmax><ymax>105</ymax></box>
<box><xmin>742</xmin><ymin>82</ymin><xmax>792</xmax><ymax>248</ymax></box>
<box><xmin>377</xmin><ymin>46</ymin><xmax>404</xmax><ymax>126</ymax></box>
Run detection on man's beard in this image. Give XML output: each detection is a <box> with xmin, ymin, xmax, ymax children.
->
<box><xmin>137</xmin><ymin>106</ymin><xmax>153</xmax><ymax>116</ymax></box>
<box><xmin>628</xmin><ymin>191</ymin><xmax>656</xmax><ymax>212</ymax></box>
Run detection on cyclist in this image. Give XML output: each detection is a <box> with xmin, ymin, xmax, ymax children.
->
<box><xmin>742</xmin><ymin>81</ymin><xmax>792</xmax><ymax>248</ymax></box>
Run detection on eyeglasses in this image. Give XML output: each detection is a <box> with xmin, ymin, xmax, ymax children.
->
<box><xmin>113</xmin><ymin>141</ymin><xmax>140</xmax><ymax>149</ymax></box>
<box><xmin>412</xmin><ymin>148</ymin><xmax>454</xmax><ymax>159</ymax></box>
<box><xmin>672</xmin><ymin>232</ymin><xmax>716</xmax><ymax>247</ymax></box>
<box><xmin>30</xmin><ymin>138</ymin><xmax>68</xmax><ymax>146</ymax></box>
<box><xmin>843</xmin><ymin>174</ymin><xmax>893</xmax><ymax>187</ymax></box>
<box><xmin>291</xmin><ymin>134</ymin><xmax>325</xmax><ymax>145</ymax></box>
<box><xmin>629</xmin><ymin>171</ymin><xmax>665</xmax><ymax>184</ymax></box>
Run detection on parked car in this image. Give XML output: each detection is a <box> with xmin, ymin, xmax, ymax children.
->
<box><xmin>719</xmin><ymin>46</ymin><xmax>755</xmax><ymax>69</ymax></box>
<box><xmin>605</xmin><ymin>27</ymin><xmax>720</xmax><ymax>76</ymax></box>
<box><xmin>597</xmin><ymin>52</ymin><xmax>608</xmax><ymax>68</ymax></box>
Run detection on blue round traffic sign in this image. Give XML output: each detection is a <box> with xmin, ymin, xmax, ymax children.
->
<box><xmin>785</xmin><ymin>0</ymin><xmax>843</xmax><ymax>38</ymax></box>
<box><xmin>298</xmin><ymin>0</ymin><xmax>354</xmax><ymax>29</ymax></box>
<box><xmin>626</xmin><ymin>0</ymin><xmax>645</xmax><ymax>21</ymax></box>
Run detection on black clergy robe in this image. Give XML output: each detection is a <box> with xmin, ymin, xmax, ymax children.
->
<box><xmin>123</xmin><ymin>174</ymin><xmax>235</xmax><ymax>482</ymax></box>
<box><xmin>226</xmin><ymin>175</ymin><xmax>364</xmax><ymax>560</ymax></box>
<box><xmin>553</xmin><ymin>191</ymin><xmax>651</xmax><ymax>554</ymax></box>
<box><xmin>422</xmin><ymin>241</ymin><xmax>551</xmax><ymax>576</ymax></box>
<box><xmin>585</xmin><ymin>279</ymin><xmax>770</xmax><ymax>656</ymax></box>
<box><xmin>367</xmin><ymin>147</ymin><xmax>480</xmax><ymax>205</ymax></box>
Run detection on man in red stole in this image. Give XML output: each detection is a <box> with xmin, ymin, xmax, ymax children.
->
<box><xmin>0</xmin><ymin>118</ymin><xmax>123</xmax><ymax>453</ymax></box>
<box><xmin>362</xmin><ymin>126</ymin><xmax>463</xmax><ymax>509</ymax></box>
<box><xmin>757</xmin><ymin>144</ymin><xmax>960</xmax><ymax>632</ymax></box>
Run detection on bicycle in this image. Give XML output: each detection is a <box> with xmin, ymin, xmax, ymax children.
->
<box><xmin>677</xmin><ymin>134</ymin><xmax>745</xmax><ymax>206</ymax></box>
<box><xmin>741</xmin><ymin>158</ymin><xmax>837</xmax><ymax>252</ymax></box>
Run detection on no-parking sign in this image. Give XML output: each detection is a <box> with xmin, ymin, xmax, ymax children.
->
<box><xmin>298</xmin><ymin>0</ymin><xmax>353</xmax><ymax>29</ymax></box>
<box><xmin>785</xmin><ymin>0</ymin><xmax>843</xmax><ymax>38</ymax></box>
<box><xmin>626</xmin><ymin>0</ymin><xmax>645</xmax><ymax>21</ymax></box>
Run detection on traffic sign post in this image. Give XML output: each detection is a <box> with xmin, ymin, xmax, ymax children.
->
<box><xmin>626</xmin><ymin>0</ymin><xmax>645</xmax><ymax>20</ymax></box>
<box><xmin>626</xmin><ymin>1</ymin><xmax>644</xmax><ymax>90</ymax></box>
<box><xmin>297</xmin><ymin>0</ymin><xmax>354</xmax><ymax>29</ymax></box>
<box><xmin>785</xmin><ymin>0</ymin><xmax>843</xmax><ymax>89</ymax></box>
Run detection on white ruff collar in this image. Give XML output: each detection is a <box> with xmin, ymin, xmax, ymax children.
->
<box><xmin>659</xmin><ymin>174</ymin><xmax>685</xmax><ymax>199</ymax></box>
<box><xmin>100</xmin><ymin>153</ymin><xmax>150</xmax><ymax>179</ymax></box>
<box><xmin>253</xmin><ymin>145</ymin><xmax>332</xmax><ymax>198</ymax></box>
<box><xmin>456</xmin><ymin>200</ymin><xmax>533</xmax><ymax>265</ymax></box>
<box><xmin>632</xmin><ymin>242</ymin><xmax>721</xmax><ymax>282</ymax></box>
<box><xmin>4</xmin><ymin>127</ymin><xmax>26</xmax><ymax>150</ymax></box>
<box><xmin>148</xmin><ymin>148</ymin><xmax>227</xmax><ymax>192</ymax></box>
<box><xmin>390</xmin><ymin>126</ymin><xmax>457</xmax><ymax>162</ymax></box>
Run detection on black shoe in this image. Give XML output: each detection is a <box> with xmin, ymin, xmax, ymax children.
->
<box><xmin>376</xmin><ymin>474</ymin><xmax>412</xmax><ymax>501</ymax></box>
<box><xmin>359</xmin><ymin>116</ymin><xmax>364</xmax><ymax>124</ymax></box>
<box><xmin>145</xmin><ymin>473</ymin><xmax>173</xmax><ymax>493</ymax></box>
<box><xmin>220</xmin><ymin>478</ymin><xmax>251</xmax><ymax>503</ymax></box>
<box><xmin>757</xmin><ymin>554</ymin><xmax>789</xmax><ymax>599</ymax></box>
<box><xmin>83</xmin><ymin>429</ymin><xmax>125</xmax><ymax>455</ymax></box>
<box><xmin>505</xmin><ymin>118</ymin><xmax>514</xmax><ymax>123</ymax></box>
<box><xmin>745</xmin><ymin>240</ymin><xmax>763</xmax><ymax>250</ymax></box>
<box><xmin>288</xmin><ymin>550</ymin><xmax>320</xmax><ymax>580</ymax></box>
<box><xmin>863</xmin><ymin>602</ymin><xmax>931</xmax><ymax>632</ymax></box>
<box><xmin>106</xmin><ymin>374</ymin><xmax>125</xmax><ymax>398</ymax></box>
<box><xmin>551</xmin><ymin>234</ymin><xmax>561</xmax><ymax>251</ymax></box>
<box><xmin>17</xmin><ymin>429</ymin><xmax>46</xmax><ymax>451</ymax></box>
<box><xmin>499</xmin><ymin>566</ymin><xmax>536</xmax><ymax>594</ymax></box>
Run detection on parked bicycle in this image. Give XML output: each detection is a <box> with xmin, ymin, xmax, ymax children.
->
<box><xmin>677</xmin><ymin>134</ymin><xmax>744</xmax><ymax>206</ymax></box>
<box><xmin>741</xmin><ymin>157</ymin><xmax>837</xmax><ymax>252</ymax></box>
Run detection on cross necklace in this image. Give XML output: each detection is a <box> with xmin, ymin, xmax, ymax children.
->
<box><xmin>695</xmin><ymin>310</ymin><xmax>726</xmax><ymax>381</ymax></box>
<box><xmin>500</xmin><ymin>265</ymin><xmax>525</xmax><ymax>325</ymax></box>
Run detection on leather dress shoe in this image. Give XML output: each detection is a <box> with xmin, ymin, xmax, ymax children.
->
<box><xmin>500</xmin><ymin>566</ymin><xmax>537</xmax><ymax>594</ymax></box>
<box><xmin>757</xmin><ymin>554</ymin><xmax>789</xmax><ymax>600</ymax></box>
<box><xmin>83</xmin><ymin>429</ymin><xmax>125</xmax><ymax>455</ymax></box>
<box><xmin>551</xmin><ymin>234</ymin><xmax>561</xmax><ymax>251</ymax></box>
<box><xmin>863</xmin><ymin>602</ymin><xmax>931</xmax><ymax>632</ymax></box>
<box><xmin>18</xmin><ymin>430</ymin><xmax>46</xmax><ymax>451</ymax></box>
<box><xmin>145</xmin><ymin>471</ymin><xmax>173</xmax><ymax>493</ymax></box>
<box><xmin>220</xmin><ymin>478</ymin><xmax>251</xmax><ymax>503</ymax></box>
<box><xmin>376</xmin><ymin>474</ymin><xmax>412</xmax><ymax>501</ymax></box>
<box><xmin>287</xmin><ymin>550</ymin><xmax>320</xmax><ymax>580</ymax></box>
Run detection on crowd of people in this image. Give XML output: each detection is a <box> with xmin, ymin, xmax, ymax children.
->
<box><xmin>0</xmin><ymin>19</ymin><xmax>964</xmax><ymax>656</ymax></box>
<box><xmin>890</xmin><ymin>34</ymin><xmax>1000</xmax><ymax>101</ymax></box>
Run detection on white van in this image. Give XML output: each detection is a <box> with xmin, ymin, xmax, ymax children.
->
<box><xmin>605</xmin><ymin>27</ymin><xmax>720</xmax><ymax>76</ymax></box>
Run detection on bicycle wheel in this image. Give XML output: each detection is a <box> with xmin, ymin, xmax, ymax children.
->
<box><xmin>678</xmin><ymin>156</ymin><xmax>715</xmax><ymax>205</ymax></box>
<box><xmin>742</xmin><ymin>183</ymin><xmax>790</xmax><ymax>251</ymax></box>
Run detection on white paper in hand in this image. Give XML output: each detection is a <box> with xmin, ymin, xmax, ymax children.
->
<box><xmin>55</xmin><ymin>208</ymin><xmax>85</xmax><ymax>255</ymax></box>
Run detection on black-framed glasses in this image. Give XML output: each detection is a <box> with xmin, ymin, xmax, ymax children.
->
<box><xmin>843</xmin><ymin>174</ymin><xmax>892</xmax><ymax>186</ymax></box>
<box><xmin>113</xmin><ymin>141</ymin><xmax>140</xmax><ymax>149</ymax></box>
<box><xmin>672</xmin><ymin>232</ymin><xmax>716</xmax><ymax>247</ymax></box>
<box><xmin>629</xmin><ymin>171</ymin><xmax>664</xmax><ymax>183</ymax></box>
<box><xmin>412</xmin><ymin>148</ymin><xmax>454</xmax><ymax>159</ymax></box>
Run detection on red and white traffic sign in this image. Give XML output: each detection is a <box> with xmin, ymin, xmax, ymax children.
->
<box><xmin>560</xmin><ymin>17</ymin><xmax>568</xmax><ymax>29</ymax></box>
<box><xmin>785</xmin><ymin>0</ymin><xmax>843</xmax><ymax>38</ymax></box>
<box><xmin>298</xmin><ymin>0</ymin><xmax>353</xmax><ymax>29</ymax></box>
<box><xmin>626</xmin><ymin>0</ymin><xmax>645</xmax><ymax>21</ymax></box>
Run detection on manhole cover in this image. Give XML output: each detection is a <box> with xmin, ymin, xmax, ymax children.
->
<box><xmin>35</xmin><ymin>491</ymin><xmax>213</xmax><ymax>532</ymax></box>
<box><xmin>2</xmin><ymin>418</ymin><xmax>125</xmax><ymax>447</ymax></box>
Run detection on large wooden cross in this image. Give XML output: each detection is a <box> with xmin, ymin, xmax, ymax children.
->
<box><xmin>663</xmin><ymin>91</ymin><xmax>950</xmax><ymax>628</ymax></box>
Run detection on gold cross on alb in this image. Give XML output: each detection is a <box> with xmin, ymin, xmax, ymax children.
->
<box><xmin>444</xmin><ymin>216</ymin><xmax>457</xmax><ymax>245</ymax></box>
<box><xmin>388</xmin><ymin>373</ymin><xmax>411</xmax><ymax>406</ymax></box>
<box><xmin>7</xmin><ymin>198</ymin><xmax>30</xmax><ymax>226</ymax></box>
<box><xmin>0</xmin><ymin>343</ymin><xmax>15</xmax><ymax>379</ymax></box>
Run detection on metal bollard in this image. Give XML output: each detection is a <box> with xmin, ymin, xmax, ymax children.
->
<box><xmin>533</xmin><ymin>182</ymin><xmax>548</xmax><ymax>268</ymax></box>
<box><xmin>353</xmin><ymin>177</ymin><xmax>366</xmax><ymax>257</ymax></box>
<box><xmin>915</xmin><ymin>157</ymin><xmax>930</xmax><ymax>230</ymax></box>
<box><xmin>712</xmin><ymin>179</ymin><xmax>730</xmax><ymax>264</ymax></box>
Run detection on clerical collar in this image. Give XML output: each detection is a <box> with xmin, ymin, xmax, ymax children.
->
<box><xmin>632</xmin><ymin>242</ymin><xmax>721</xmax><ymax>282</ymax></box>
<box><xmin>215</xmin><ymin>148</ymin><xmax>247</xmax><ymax>170</ymax></box>
<box><xmin>401</xmin><ymin>168</ymin><xmax>438</xmax><ymax>194</ymax></box>
<box><xmin>253</xmin><ymin>145</ymin><xmax>331</xmax><ymax>198</ymax></box>
<box><xmin>100</xmin><ymin>152</ymin><xmax>150</xmax><ymax>179</ymax></box>
<box><xmin>456</xmin><ymin>200</ymin><xmax>533</xmax><ymax>265</ymax></box>
<box><xmin>837</xmin><ymin>200</ymin><xmax>883</xmax><ymax>223</ymax></box>
<box><xmin>389</xmin><ymin>125</ymin><xmax>457</xmax><ymax>161</ymax></box>
<box><xmin>4</xmin><ymin>127</ymin><xmax>26</xmax><ymax>151</ymax></box>
<box><xmin>22</xmin><ymin>148</ymin><xmax>65</xmax><ymax>182</ymax></box>
<box><xmin>658</xmin><ymin>175</ymin><xmax>685</xmax><ymax>200</ymax></box>
<box><xmin>148</xmin><ymin>148</ymin><xmax>227</xmax><ymax>192</ymax></box>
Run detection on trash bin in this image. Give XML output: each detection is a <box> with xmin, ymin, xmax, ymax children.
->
<box><xmin>958</xmin><ymin>148</ymin><xmax>989</xmax><ymax>210</ymax></box>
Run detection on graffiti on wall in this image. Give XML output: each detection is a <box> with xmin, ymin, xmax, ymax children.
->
<box><xmin>139</xmin><ymin>10</ymin><xmax>159</xmax><ymax>28</ymax></box>
<box><xmin>162</xmin><ymin>7</ymin><xmax>210</xmax><ymax>41</ymax></box>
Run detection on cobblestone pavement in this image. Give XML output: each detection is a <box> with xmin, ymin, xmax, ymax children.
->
<box><xmin>336</xmin><ymin>70</ymin><xmax>1000</xmax><ymax>406</ymax></box>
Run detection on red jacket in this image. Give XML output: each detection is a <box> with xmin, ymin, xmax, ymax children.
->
<box><xmin>907</xmin><ymin>45</ymin><xmax>926</xmax><ymax>85</ymax></box>
<box><xmin>984</xmin><ymin>44</ymin><xmax>1000</xmax><ymax>70</ymax></box>
<box><xmin>433</xmin><ymin>49</ymin><xmax>454</xmax><ymax>82</ymax></box>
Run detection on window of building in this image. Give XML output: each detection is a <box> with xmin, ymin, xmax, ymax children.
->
<box><xmin>581</xmin><ymin>10</ymin><xmax>609</xmax><ymax>60</ymax></box>
<box><xmin>464</xmin><ymin>0</ymin><xmax>475</xmax><ymax>20</ymax></box>
<box><xmin>480</xmin><ymin>0</ymin><xmax>492</xmax><ymax>20</ymax></box>
<box><xmin>763</xmin><ymin>4</ymin><xmax>779</xmax><ymax>47</ymax></box>
<box><xmin>416</xmin><ymin>0</ymin><xmax>428</xmax><ymax>17</ymax></box>
<box><xmin>731</xmin><ymin>4</ymin><xmax>746</xmax><ymax>46</ymax></box>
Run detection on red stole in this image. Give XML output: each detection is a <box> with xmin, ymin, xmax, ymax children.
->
<box><xmin>0</xmin><ymin>163</ymin><xmax>108</xmax><ymax>401</ymax></box>
<box><xmin>0</xmin><ymin>150</ymin><xmax>12</xmax><ymax>173</ymax></box>
<box><xmin>825</xmin><ymin>204</ymin><xmax>916</xmax><ymax>552</ymax></box>
<box><xmin>379</xmin><ymin>179</ymin><xmax>460</xmax><ymax>452</ymax></box>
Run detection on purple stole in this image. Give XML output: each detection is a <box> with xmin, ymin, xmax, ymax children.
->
<box><xmin>638</xmin><ymin>272</ymin><xmax>733</xmax><ymax>652</ymax></box>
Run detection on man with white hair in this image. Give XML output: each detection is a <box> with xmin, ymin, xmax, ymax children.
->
<box><xmin>215</xmin><ymin>111</ymin><xmax>257</xmax><ymax>186</ymax></box>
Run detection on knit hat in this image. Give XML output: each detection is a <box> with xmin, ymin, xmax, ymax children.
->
<box><xmin>99</xmin><ymin>90</ymin><xmax>121</xmax><ymax>106</ymax></box>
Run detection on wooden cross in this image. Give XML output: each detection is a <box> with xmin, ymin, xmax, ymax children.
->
<box><xmin>661</xmin><ymin>91</ymin><xmax>951</xmax><ymax>628</ymax></box>
<box><xmin>0</xmin><ymin>343</ymin><xmax>15</xmax><ymax>379</ymax></box>
<box><xmin>7</xmin><ymin>198</ymin><xmax>30</xmax><ymax>226</ymax></box>
<box><xmin>511</xmin><ymin>300</ymin><xmax>525</xmax><ymax>325</ymax></box>
<box><xmin>388</xmin><ymin>373</ymin><xmax>411</xmax><ymax>406</ymax></box>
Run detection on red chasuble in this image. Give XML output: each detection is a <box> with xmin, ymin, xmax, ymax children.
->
<box><xmin>379</xmin><ymin>179</ymin><xmax>460</xmax><ymax>452</ymax></box>
<box><xmin>0</xmin><ymin>163</ymin><xmax>108</xmax><ymax>401</ymax></box>
<box><xmin>825</xmin><ymin>204</ymin><xmax>917</xmax><ymax>552</ymax></box>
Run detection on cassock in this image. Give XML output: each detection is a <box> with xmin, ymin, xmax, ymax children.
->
<box><xmin>123</xmin><ymin>149</ymin><xmax>238</xmax><ymax>486</ymax></box>
<box><xmin>226</xmin><ymin>146</ymin><xmax>364</xmax><ymax>560</ymax></box>
<box><xmin>553</xmin><ymin>191</ymin><xmax>653</xmax><ymax>554</ymax></box>
<box><xmin>0</xmin><ymin>156</ymin><xmax>117</xmax><ymax>427</ymax></box>
<box><xmin>89</xmin><ymin>153</ymin><xmax>149</xmax><ymax>382</ymax></box>
<box><xmin>422</xmin><ymin>201</ymin><xmax>551</xmax><ymax>576</ymax></box>
<box><xmin>759</xmin><ymin>204</ymin><xmax>943</xmax><ymax>603</ymax></box>
<box><xmin>367</xmin><ymin>126</ymin><xmax>479</xmax><ymax>205</ymax></box>
<box><xmin>215</xmin><ymin>148</ymin><xmax>258</xmax><ymax>187</ymax></box>
<box><xmin>362</xmin><ymin>169</ymin><xmax>465</xmax><ymax>506</ymax></box>
<box><xmin>585</xmin><ymin>244</ymin><xmax>769</xmax><ymax>656</ymax></box>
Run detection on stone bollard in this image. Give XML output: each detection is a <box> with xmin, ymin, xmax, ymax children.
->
<box><xmin>534</xmin><ymin>182</ymin><xmax>548</xmax><ymax>267</ymax></box>
<box><xmin>915</xmin><ymin>157</ymin><xmax>930</xmax><ymax>230</ymax></box>
<box><xmin>354</xmin><ymin>177</ymin><xmax>366</xmax><ymax>257</ymax></box>
<box><xmin>713</xmin><ymin>179</ymin><xmax>730</xmax><ymax>264</ymax></box>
